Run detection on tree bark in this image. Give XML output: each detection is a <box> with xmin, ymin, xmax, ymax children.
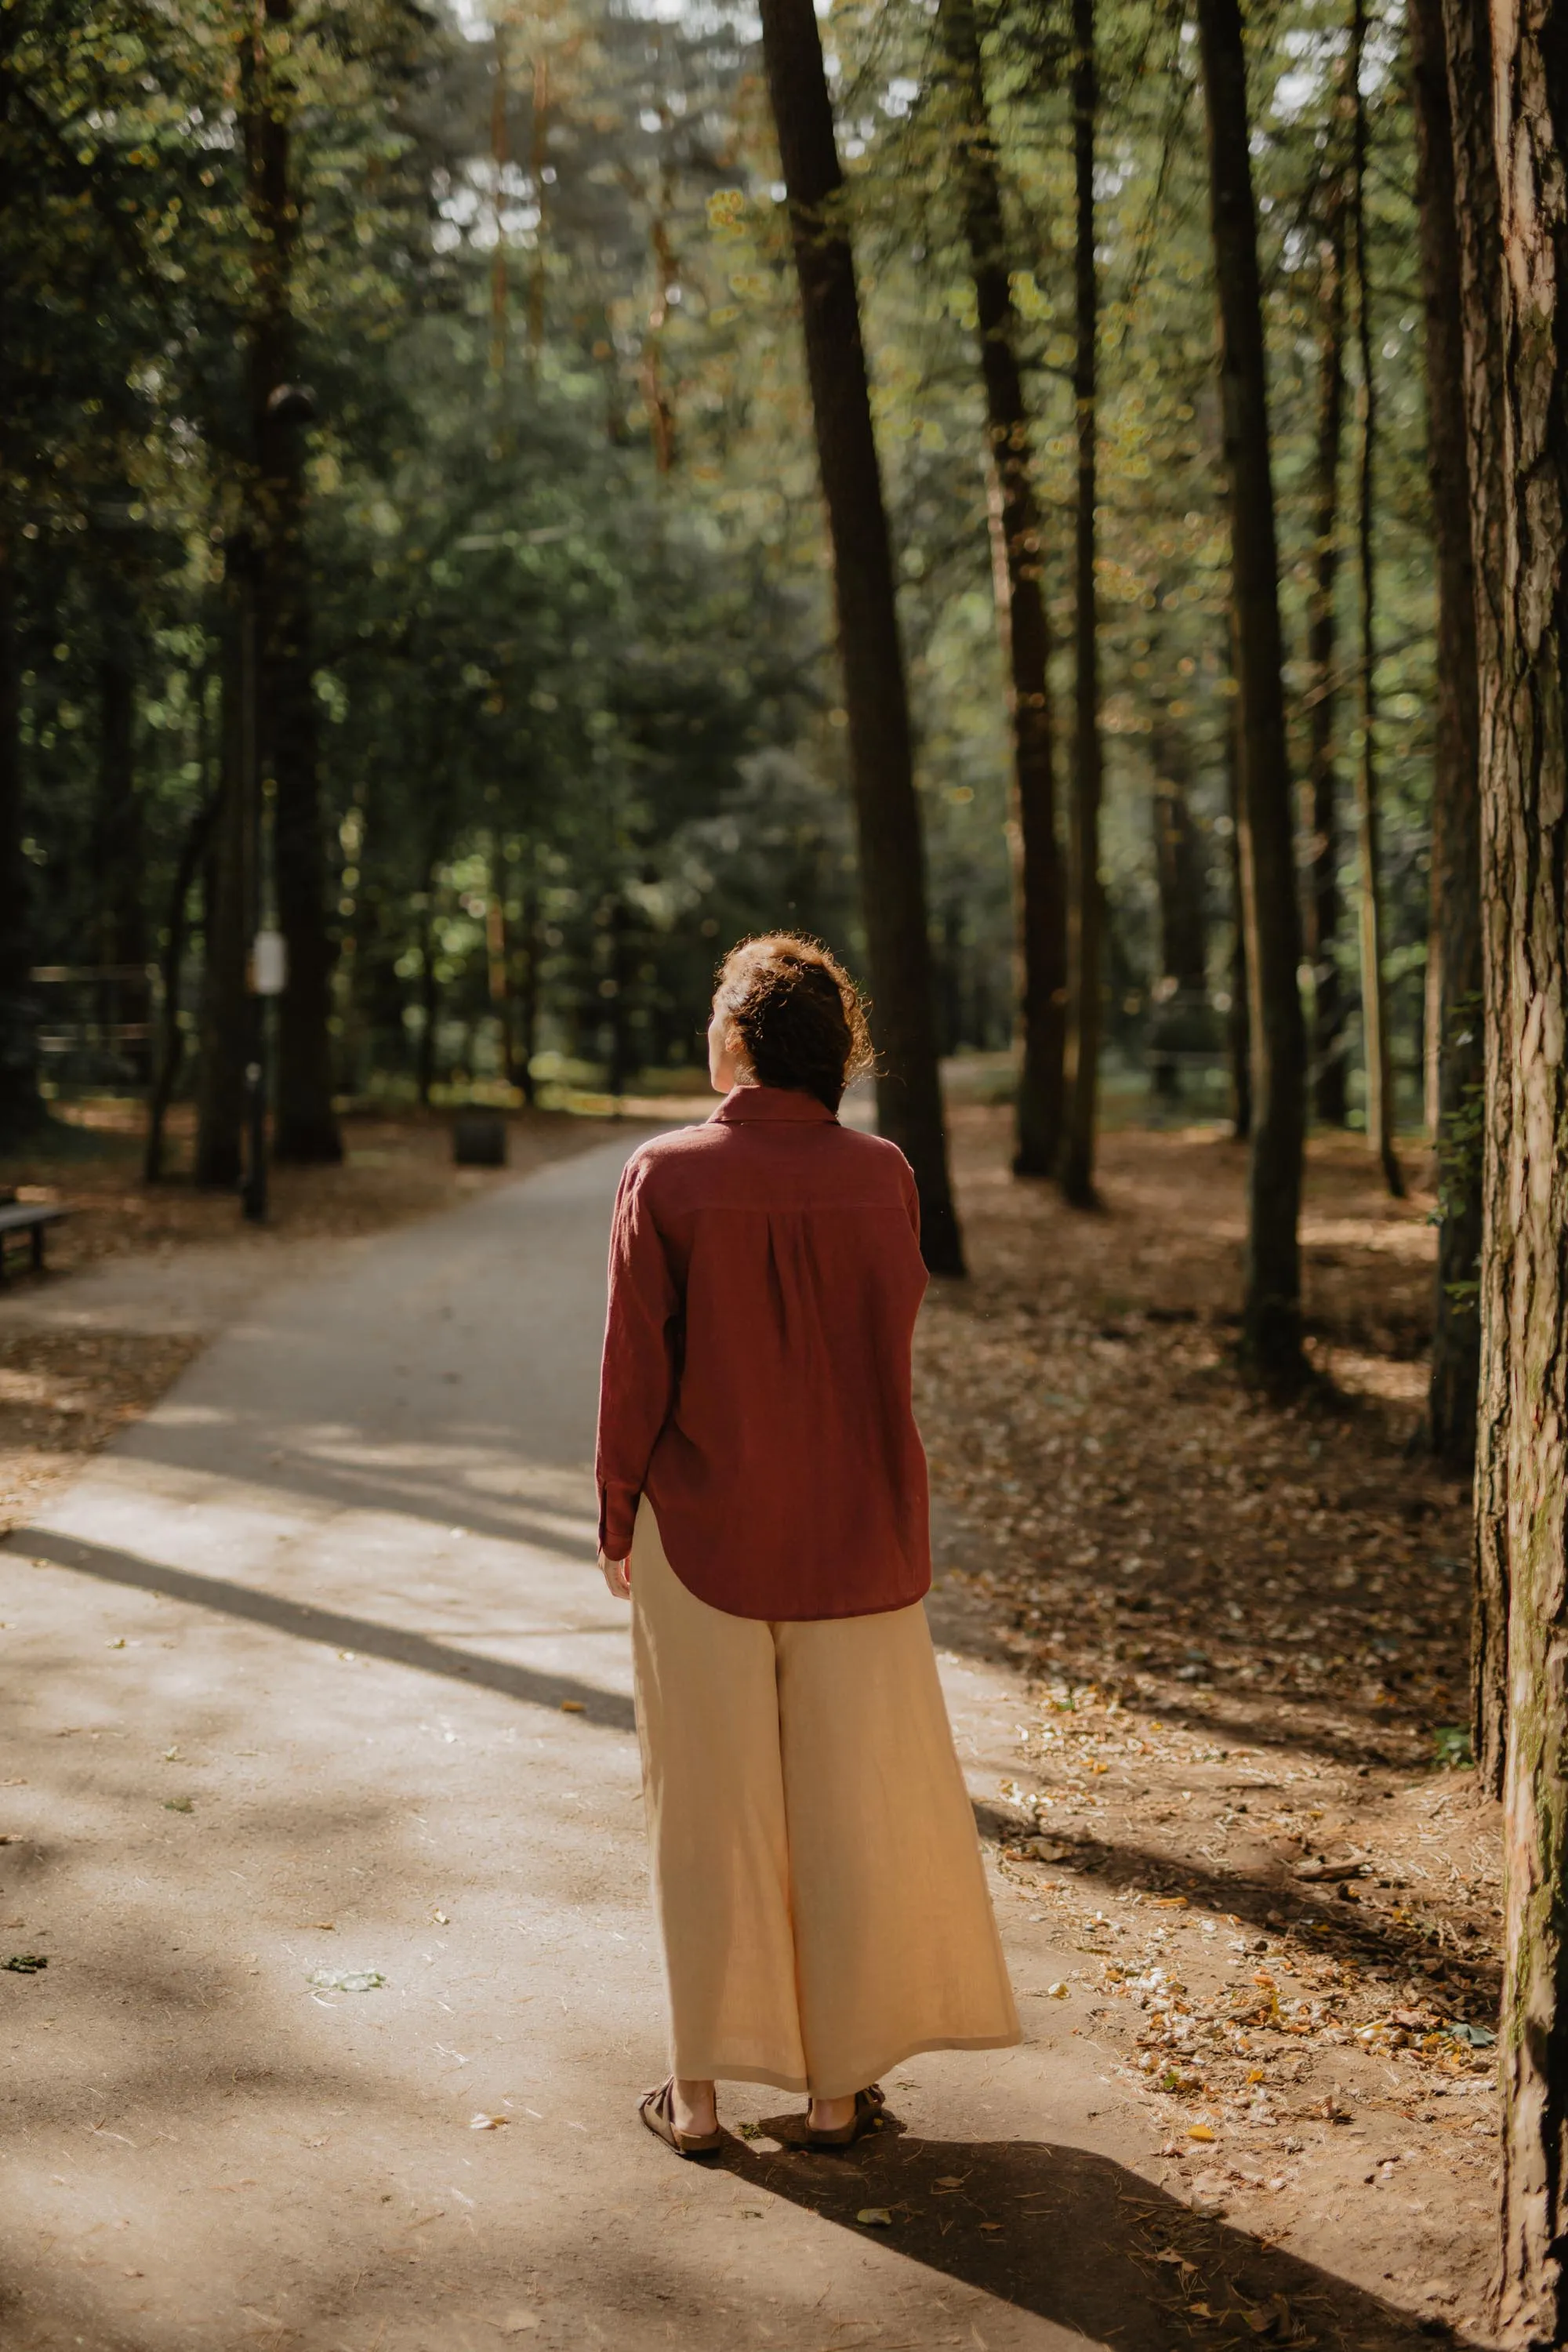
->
<box><xmin>938</xmin><ymin>0</ymin><xmax>1066</xmax><ymax>1181</ymax></box>
<box><xmin>1152</xmin><ymin>706</ymin><xmax>1208</xmax><ymax>998</ymax></box>
<box><xmin>1194</xmin><ymin>0</ymin><xmax>1307</xmax><ymax>1381</ymax></box>
<box><xmin>1439</xmin><ymin>0</ymin><xmax>1508</xmax><ymax>1798</ymax></box>
<box><xmin>1454</xmin><ymin>7</ymin><xmax>1568</xmax><ymax>2338</ymax></box>
<box><xmin>1306</xmin><ymin>184</ymin><xmax>1348</xmax><ymax>1128</ymax></box>
<box><xmin>145</xmin><ymin>789</ymin><xmax>217</xmax><ymax>1184</ymax></box>
<box><xmin>245</xmin><ymin>0</ymin><xmax>340</xmax><ymax>1166</ymax></box>
<box><xmin>194</xmin><ymin>589</ymin><xmax>250</xmax><ymax>1190</ymax></box>
<box><xmin>1061</xmin><ymin>0</ymin><xmax>1102</xmax><ymax>1209</ymax></box>
<box><xmin>757</xmin><ymin>0</ymin><xmax>962</xmax><ymax>1271</ymax></box>
<box><xmin>1348</xmin><ymin>0</ymin><xmax>1404</xmax><ymax>1199</ymax></box>
<box><xmin>1225</xmin><ymin>690</ymin><xmax>1251</xmax><ymax>1141</ymax></box>
<box><xmin>0</xmin><ymin>519</ymin><xmax>39</xmax><ymax>1145</ymax></box>
<box><xmin>1410</xmin><ymin>0</ymin><xmax>1483</xmax><ymax>1475</ymax></box>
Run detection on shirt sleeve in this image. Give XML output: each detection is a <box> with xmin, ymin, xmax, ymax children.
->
<box><xmin>594</xmin><ymin>1156</ymin><xmax>681</xmax><ymax>1559</ymax></box>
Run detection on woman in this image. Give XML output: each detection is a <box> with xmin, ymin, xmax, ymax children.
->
<box><xmin>596</xmin><ymin>933</ymin><xmax>1019</xmax><ymax>2156</ymax></box>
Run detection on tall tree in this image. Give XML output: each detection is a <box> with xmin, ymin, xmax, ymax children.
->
<box><xmin>1439</xmin><ymin>0</ymin><xmax>1508</xmax><ymax>1795</ymax></box>
<box><xmin>245</xmin><ymin>0</ymin><xmax>341</xmax><ymax>1167</ymax></box>
<box><xmin>1305</xmin><ymin>180</ymin><xmax>1348</xmax><ymax>1127</ymax></box>
<box><xmin>937</xmin><ymin>0</ymin><xmax>1067</xmax><ymax>1182</ymax></box>
<box><xmin>1060</xmin><ymin>0</ymin><xmax>1102</xmax><ymax>1208</ymax></box>
<box><xmin>1446</xmin><ymin>3</ymin><xmax>1568</xmax><ymax>2334</ymax></box>
<box><xmin>1410</xmin><ymin>0</ymin><xmax>1482</xmax><ymax>1475</ymax></box>
<box><xmin>755</xmin><ymin>0</ymin><xmax>963</xmax><ymax>1272</ymax></box>
<box><xmin>1348</xmin><ymin>0</ymin><xmax>1403</xmax><ymax>1198</ymax></box>
<box><xmin>1193</xmin><ymin>0</ymin><xmax>1307</xmax><ymax>1382</ymax></box>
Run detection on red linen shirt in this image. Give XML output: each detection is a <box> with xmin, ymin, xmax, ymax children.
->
<box><xmin>594</xmin><ymin>1085</ymin><xmax>932</xmax><ymax>1620</ymax></box>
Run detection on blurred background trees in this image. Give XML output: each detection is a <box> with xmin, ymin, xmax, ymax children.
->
<box><xmin>0</xmin><ymin>0</ymin><xmax>1465</xmax><ymax>1293</ymax></box>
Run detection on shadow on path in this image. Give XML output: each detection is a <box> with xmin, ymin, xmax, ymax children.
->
<box><xmin>724</xmin><ymin>2117</ymin><xmax>1466</xmax><ymax>2350</ymax></box>
<box><xmin>3</xmin><ymin>1526</ymin><xmax>637</xmax><ymax>1733</ymax></box>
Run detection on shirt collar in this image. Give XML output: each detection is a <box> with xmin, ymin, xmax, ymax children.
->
<box><xmin>713</xmin><ymin>1084</ymin><xmax>837</xmax><ymax>1126</ymax></box>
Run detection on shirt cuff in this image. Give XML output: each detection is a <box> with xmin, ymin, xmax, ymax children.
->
<box><xmin>598</xmin><ymin>1481</ymin><xmax>640</xmax><ymax>1562</ymax></box>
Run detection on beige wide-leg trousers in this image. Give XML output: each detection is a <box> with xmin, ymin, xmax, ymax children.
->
<box><xmin>630</xmin><ymin>1504</ymin><xmax>1021</xmax><ymax>2099</ymax></box>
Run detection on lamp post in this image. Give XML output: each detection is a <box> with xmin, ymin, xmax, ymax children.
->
<box><xmin>238</xmin><ymin>572</ymin><xmax>285</xmax><ymax>1221</ymax></box>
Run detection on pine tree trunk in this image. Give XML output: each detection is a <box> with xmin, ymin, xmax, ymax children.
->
<box><xmin>1348</xmin><ymin>0</ymin><xmax>1404</xmax><ymax>1200</ymax></box>
<box><xmin>1306</xmin><ymin>187</ymin><xmax>1348</xmax><ymax>1128</ymax></box>
<box><xmin>0</xmin><ymin>520</ymin><xmax>39</xmax><ymax>1145</ymax></box>
<box><xmin>1152</xmin><ymin>704</ymin><xmax>1208</xmax><ymax>997</ymax></box>
<box><xmin>1410</xmin><ymin>0</ymin><xmax>1483</xmax><ymax>1475</ymax></box>
<box><xmin>757</xmin><ymin>0</ymin><xmax>962</xmax><ymax>1272</ymax></box>
<box><xmin>245</xmin><ymin>0</ymin><xmax>340</xmax><ymax>1166</ymax></box>
<box><xmin>1440</xmin><ymin>0</ymin><xmax>1508</xmax><ymax>1798</ymax></box>
<box><xmin>194</xmin><ymin>591</ymin><xmax>250</xmax><ymax>1190</ymax></box>
<box><xmin>1225</xmin><ymin>693</ymin><xmax>1251</xmax><ymax>1141</ymax></box>
<box><xmin>1460</xmin><ymin>8</ymin><xmax>1568</xmax><ymax>2338</ymax></box>
<box><xmin>938</xmin><ymin>0</ymin><xmax>1066</xmax><ymax>1181</ymax></box>
<box><xmin>1061</xmin><ymin>0</ymin><xmax>1102</xmax><ymax>1210</ymax></box>
<box><xmin>1194</xmin><ymin>0</ymin><xmax>1307</xmax><ymax>1382</ymax></box>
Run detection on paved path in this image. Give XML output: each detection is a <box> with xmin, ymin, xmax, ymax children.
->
<box><xmin>0</xmin><ymin>1137</ymin><xmax>1420</xmax><ymax>2352</ymax></box>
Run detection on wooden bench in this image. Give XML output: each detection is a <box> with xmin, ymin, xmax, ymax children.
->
<box><xmin>0</xmin><ymin>1201</ymin><xmax>70</xmax><ymax>1280</ymax></box>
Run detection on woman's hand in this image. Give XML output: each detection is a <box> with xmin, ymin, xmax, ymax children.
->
<box><xmin>599</xmin><ymin>1551</ymin><xmax>631</xmax><ymax>1600</ymax></box>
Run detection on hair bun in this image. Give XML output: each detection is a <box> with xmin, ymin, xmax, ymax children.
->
<box><xmin>713</xmin><ymin>935</ymin><xmax>872</xmax><ymax>1111</ymax></box>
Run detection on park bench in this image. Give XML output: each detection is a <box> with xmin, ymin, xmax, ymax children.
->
<box><xmin>0</xmin><ymin>1199</ymin><xmax>69</xmax><ymax>1280</ymax></box>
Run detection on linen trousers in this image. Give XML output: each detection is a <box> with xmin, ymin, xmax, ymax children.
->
<box><xmin>630</xmin><ymin>1504</ymin><xmax>1021</xmax><ymax>2100</ymax></box>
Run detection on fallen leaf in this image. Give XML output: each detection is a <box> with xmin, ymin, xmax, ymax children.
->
<box><xmin>559</xmin><ymin>1700</ymin><xmax>586</xmax><ymax>1715</ymax></box>
<box><xmin>1046</xmin><ymin>1981</ymin><xmax>1069</xmax><ymax>1999</ymax></box>
<box><xmin>1187</xmin><ymin>2125</ymin><xmax>1217</xmax><ymax>2143</ymax></box>
<box><xmin>470</xmin><ymin>2113</ymin><xmax>509</xmax><ymax>2130</ymax></box>
<box><xmin>106</xmin><ymin>1639</ymin><xmax>125</xmax><ymax>1650</ymax></box>
<box><xmin>856</xmin><ymin>2208</ymin><xmax>894</xmax><ymax>2227</ymax></box>
<box><xmin>163</xmin><ymin>1797</ymin><xmax>194</xmax><ymax>1814</ymax></box>
<box><xmin>307</xmin><ymin>1968</ymin><xmax>385</xmax><ymax>1993</ymax></box>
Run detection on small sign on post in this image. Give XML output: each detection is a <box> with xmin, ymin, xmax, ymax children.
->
<box><xmin>251</xmin><ymin>930</ymin><xmax>288</xmax><ymax>996</ymax></box>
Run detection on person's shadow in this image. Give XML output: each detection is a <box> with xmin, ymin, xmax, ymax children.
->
<box><xmin>718</xmin><ymin>2107</ymin><xmax>1469</xmax><ymax>2350</ymax></box>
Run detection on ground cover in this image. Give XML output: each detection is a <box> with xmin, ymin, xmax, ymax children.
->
<box><xmin>918</xmin><ymin>1107</ymin><xmax>1497</xmax><ymax>2340</ymax></box>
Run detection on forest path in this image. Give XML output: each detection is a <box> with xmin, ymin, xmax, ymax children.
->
<box><xmin>0</xmin><ymin>1134</ymin><xmax>1446</xmax><ymax>2352</ymax></box>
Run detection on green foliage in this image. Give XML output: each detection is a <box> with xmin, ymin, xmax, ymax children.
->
<box><xmin>3</xmin><ymin>0</ymin><xmax>1449</xmax><ymax>1112</ymax></box>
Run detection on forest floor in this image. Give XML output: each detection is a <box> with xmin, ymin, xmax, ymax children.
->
<box><xmin>0</xmin><ymin>1103</ymin><xmax>622</xmax><ymax>1541</ymax></box>
<box><xmin>917</xmin><ymin>1105</ymin><xmax>1498</xmax><ymax>2343</ymax></box>
<box><xmin>0</xmin><ymin>1091</ymin><xmax>1501</xmax><ymax>2347</ymax></box>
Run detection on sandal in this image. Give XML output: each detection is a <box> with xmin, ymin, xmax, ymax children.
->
<box><xmin>806</xmin><ymin>2083</ymin><xmax>886</xmax><ymax>2149</ymax></box>
<box><xmin>638</xmin><ymin>2078</ymin><xmax>723</xmax><ymax>2158</ymax></box>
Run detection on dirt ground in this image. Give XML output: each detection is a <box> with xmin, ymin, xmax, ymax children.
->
<box><xmin>0</xmin><ymin>1104</ymin><xmax>622</xmax><ymax>1538</ymax></box>
<box><xmin>916</xmin><ymin>1107</ymin><xmax>1498</xmax><ymax>2343</ymax></box>
<box><xmin>0</xmin><ymin>1093</ymin><xmax>1503</xmax><ymax>2344</ymax></box>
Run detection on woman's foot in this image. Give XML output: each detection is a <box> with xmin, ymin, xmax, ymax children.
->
<box><xmin>808</xmin><ymin>2094</ymin><xmax>857</xmax><ymax>2135</ymax></box>
<box><xmin>671</xmin><ymin>2077</ymin><xmax>717</xmax><ymax>2138</ymax></box>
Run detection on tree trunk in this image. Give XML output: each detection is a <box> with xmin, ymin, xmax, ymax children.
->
<box><xmin>245</xmin><ymin>0</ymin><xmax>340</xmax><ymax>1166</ymax></box>
<box><xmin>938</xmin><ymin>0</ymin><xmax>1066</xmax><ymax>1181</ymax></box>
<box><xmin>93</xmin><ymin>599</ymin><xmax>146</xmax><ymax>973</ymax></box>
<box><xmin>145</xmin><ymin>788</ymin><xmax>217</xmax><ymax>1184</ymax></box>
<box><xmin>0</xmin><ymin>519</ymin><xmax>39</xmax><ymax>1145</ymax></box>
<box><xmin>1194</xmin><ymin>0</ymin><xmax>1307</xmax><ymax>1381</ymax></box>
<box><xmin>1348</xmin><ymin>0</ymin><xmax>1404</xmax><ymax>1199</ymax></box>
<box><xmin>1453</xmin><ymin>7</ymin><xmax>1568</xmax><ymax>2337</ymax></box>
<box><xmin>1439</xmin><ymin>0</ymin><xmax>1508</xmax><ymax>1797</ymax></box>
<box><xmin>1410</xmin><ymin>0</ymin><xmax>1483</xmax><ymax>1474</ymax></box>
<box><xmin>1061</xmin><ymin>0</ymin><xmax>1102</xmax><ymax>1209</ymax></box>
<box><xmin>1152</xmin><ymin>707</ymin><xmax>1208</xmax><ymax>997</ymax></box>
<box><xmin>756</xmin><ymin>0</ymin><xmax>963</xmax><ymax>1273</ymax></box>
<box><xmin>194</xmin><ymin>593</ymin><xmax>249</xmax><ymax>1190</ymax></box>
<box><xmin>1306</xmin><ymin>185</ymin><xmax>1348</xmax><ymax>1128</ymax></box>
<box><xmin>1225</xmin><ymin>691</ymin><xmax>1251</xmax><ymax>1141</ymax></box>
